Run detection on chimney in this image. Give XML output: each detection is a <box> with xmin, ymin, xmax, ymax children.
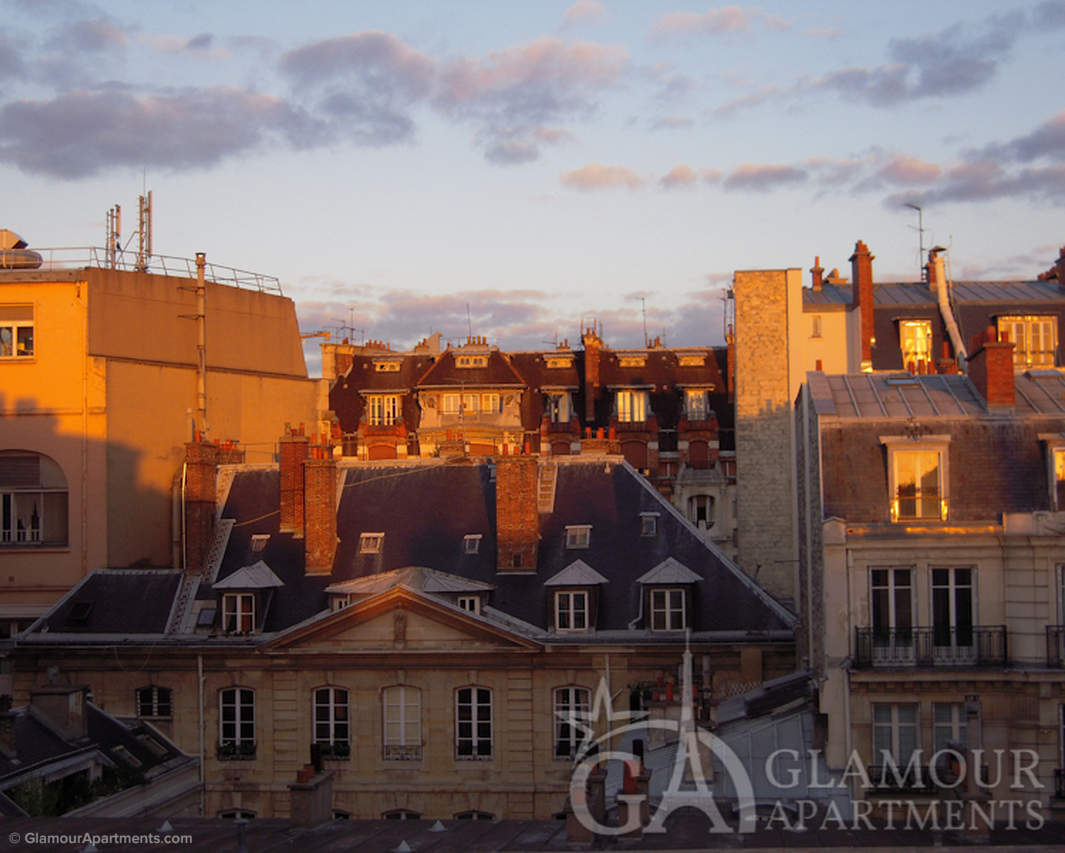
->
<box><xmin>583</xmin><ymin>326</ymin><xmax>603</xmax><ymax>423</ymax></box>
<box><xmin>850</xmin><ymin>240</ymin><xmax>875</xmax><ymax>369</ymax></box>
<box><xmin>303</xmin><ymin>452</ymin><xmax>337</xmax><ymax>574</ymax></box>
<box><xmin>968</xmin><ymin>326</ymin><xmax>1015</xmax><ymax>408</ymax></box>
<box><xmin>31</xmin><ymin>685</ymin><xmax>89</xmax><ymax>742</ymax></box>
<box><xmin>1057</xmin><ymin>246</ymin><xmax>1065</xmax><ymax>289</ymax></box>
<box><xmin>288</xmin><ymin>768</ymin><xmax>334</xmax><ymax>827</ymax></box>
<box><xmin>280</xmin><ymin>427</ymin><xmax>310</xmax><ymax>535</ymax></box>
<box><xmin>926</xmin><ymin>249</ymin><xmax>940</xmax><ymax>291</ymax></box>
<box><xmin>810</xmin><ymin>256</ymin><xmax>824</xmax><ymax>292</ymax></box>
<box><xmin>184</xmin><ymin>439</ymin><xmax>219</xmax><ymax>575</ymax></box>
<box><xmin>495</xmin><ymin>456</ymin><xmax>539</xmax><ymax>573</ymax></box>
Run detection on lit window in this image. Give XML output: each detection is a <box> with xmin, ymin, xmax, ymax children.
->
<box><xmin>553</xmin><ymin>686</ymin><xmax>591</xmax><ymax>759</ymax></box>
<box><xmin>650</xmin><ymin>588</ymin><xmax>686</xmax><ymax>631</ymax></box>
<box><xmin>618</xmin><ymin>355</ymin><xmax>646</xmax><ymax>367</ymax></box>
<box><xmin>222</xmin><ymin>593</ymin><xmax>255</xmax><ymax>634</ymax></box>
<box><xmin>684</xmin><ymin>389</ymin><xmax>707</xmax><ymax>420</ymax></box>
<box><xmin>0</xmin><ymin>451</ymin><xmax>68</xmax><ymax>546</ymax></box>
<box><xmin>899</xmin><ymin>319</ymin><xmax>933</xmax><ymax>371</ymax></box>
<box><xmin>136</xmin><ymin>685</ymin><xmax>172</xmax><ymax>719</ymax></box>
<box><xmin>457</xmin><ymin>595</ymin><xmax>480</xmax><ymax>614</ymax></box>
<box><xmin>481</xmin><ymin>393</ymin><xmax>500</xmax><ymax>413</ymax></box>
<box><xmin>616</xmin><ymin>390</ymin><xmax>647</xmax><ymax>422</ymax></box>
<box><xmin>1051</xmin><ymin>445</ymin><xmax>1065</xmax><ymax>510</ymax></box>
<box><xmin>367</xmin><ymin>395</ymin><xmax>400</xmax><ymax>426</ymax></box>
<box><xmin>443</xmin><ymin>394</ymin><xmax>461</xmax><ymax>414</ymax></box>
<box><xmin>383</xmin><ymin>685</ymin><xmax>421</xmax><ymax>760</ymax></box>
<box><xmin>872</xmin><ymin>703</ymin><xmax>918</xmax><ymax>770</ymax></box>
<box><xmin>359</xmin><ymin>532</ymin><xmax>384</xmax><ymax>554</ymax></box>
<box><xmin>546</xmin><ymin>392</ymin><xmax>571</xmax><ymax>423</ymax></box>
<box><xmin>998</xmin><ymin>315</ymin><xmax>1057</xmax><ymax>368</ymax></box>
<box><xmin>546</xmin><ymin>356</ymin><xmax>573</xmax><ymax>368</ymax></box>
<box><xmin>313</xmin><ymin>687</ymin><xmax>350</xmax><ymax>758</ymax></box>
<box><xmin>250</xmin><ymin>534</ymin><xmax>269</xmax><ymax>553</ymax></box>
<box><xmin>373</xmin><ymin>360</ymin><xmax>401</xmax><ymax>372</ymax></box>
<box><xmin>455</xmin><ymin>687</ymin><xmax>492</xmax><ymax>759</ymax></box>
<box><xmin>555</xmin><ymin>590</ymin><xmax>588</xmax><ymax>632</ymax></box>
<box><xmin>640</xmin><ymin>514</ymin><xmax>658</xmax><ymax>537</ymax></box>
<box><xmin>218</xmin><ymin>687</ymin><xmax>255</xmax><ymax>757</ymax></box>
<box><xmin>463</xmin><ymin>534</ymin><xmax>482</xmax><ymax>554</ymax></box>
<box><xmin>678</xmin><ymin>354</ymin><xmax>703</xmax><ymax>367</ymax></box>
<box><xmin>0</xmin><ymin>305</ymin><xmax>34</xmax><ymax>358</ymax></box>
<box><xmin>811</xmin><ymin>315</ymin><xmax>822</xmax><ymax>338</ymax></box>
<box><xmin>882</xmin><ymin>436</ymin><xmax>949</xmax><ymax>522</ymax></box>
<box><xmin>565</xmin><ymin>525</ymin><xmax>591</xmax><ymax>549</ymax></box>
<box><xmin>462</xmin><ymin>393</ymin><xmax>479</xmax><ymax>413</ymax></box>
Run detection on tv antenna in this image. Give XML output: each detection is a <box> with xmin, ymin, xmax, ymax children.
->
<box><xmin>641</xmin><ymin>297</ymin><xmax>648</xmax><ymax>346</ymax></box>
<box><xmin>904</xmin><ymin>202</ymin><xmax>925</xmax><ymax>280</ymax></box>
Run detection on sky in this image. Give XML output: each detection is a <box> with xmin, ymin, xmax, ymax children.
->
<box><xmin>3</xmin><ymin>0</ymin><xmax>1065</xmax><ymax>374</ymax></box>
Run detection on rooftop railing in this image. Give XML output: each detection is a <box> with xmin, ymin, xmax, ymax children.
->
<box><xmin>11</xmin><ymin>246</ymin><xmax>283</xmax><ymax>294</ymax></box>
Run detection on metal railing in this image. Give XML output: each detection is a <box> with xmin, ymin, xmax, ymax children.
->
<box><xmin>1047</xmin><ymin>625</ymin><xmax>1065</xmax><ymax>668</ymax></box>
<box><xmin>854</xmin><ymin>625</ymin><xmax>1007</xmax><ymax>668</ymax></box>
<box><xmin>17</xmin><ymin>246</ymin><xmax>283</xmax><ymax>294</ymax></box>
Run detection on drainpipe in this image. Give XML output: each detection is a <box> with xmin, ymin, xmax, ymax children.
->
<box><xmin>196</xmin><ymin>253</ymin><xmax>207</xmax><ymax>434</ymax></box>
<box><xmin>932</xmin><ymin>249</ymin><xmax>967</xmax><ymax>367</ymax></box>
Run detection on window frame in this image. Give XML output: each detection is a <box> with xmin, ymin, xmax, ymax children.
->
<box><xmin>881</xmin><ymin>435</ymin><xmax>950</xmax><ymax>522</ymax></box>
<box><xmin>554</xmin><ymin>589</ymin><xmax>589</xmax><ymax>633</ymax></box>
<box><xmin>382</xmin><ymin>685</ymin><xmax>422</xmax><ymax>761</ymax></box>
<box><xmin>463</xmin><ymin>533</ymin><xmax>482</xmax><ymax>554</ymax></box>
<box><xmin>564</xmin><ymin>525</ymin><xmax>591</xmax><ymax>550</ymax></box>
<box><xmin>898</xmin><ymin>319</ymin><xmax>933</xmax><ymax>370</ymax></box>
<box><xmin>366</xmin><ymin>394</ymin><xmax>401</xmax><ymax>426</ymax></box>
<box><xmin>616</xmin><ymin>390</ymin><xmax>647</xmax><ymax>422</ymax></box>
<box><xmin>312</xmin><ymin>686</ymin><xmax>350</xmax><ymax>758</ymax></box>
<box><xmin>218</xmin><ymin>687</ymin><xmax>255</xmax><ymax>755</ymax></box>
<box><xmin>481</xmin><ymin>393</ymin><xmax>500</xmax><ymax>413</ymax></box>
<box><xmin>871</xmin><ymin>702</ymin><xmax>919</xmax><ymax>769</ymax></box>
<box><xmin>457</xmin><ymin>595</ymin><xmax>480</xmax><ymax>614</ymax></box>
<box><xmin>0</xmin><ymin>304</ymin><xmax>34</xmax><ymax>360</ymax></box>
<box><xmin>546</xmin><ymin>392</ymin><xmax>571</xmax><ymax>423</ymax></box>
<box><xmin>684</xmin><ymin>389</ymin><xmax>708</xmax><ymax>420</ymax></box>
<box><xmin>136</xmin><ymin>685</ymin><xmax>173</xmax><ymax>719</ymax></box>
<box><xmin>221</xmin><ymin>592</ymin><xmax>256</xmax><ymax>634</ymax></box>
<box><xmin>0</xmin><ymin>451</ymin><xmax>69</xmax><ymax>547</ymax></box>
<box><xmin>553</xmin><ymin>686</ymin><xmax>591</xmax><ymax>760</ymax></box>
<box><xmin>640</xmin><ymin>513</ymin><xmax>658</xmax><ymax>537</ymax></box>
<box><xmin>359</xmin><ymin>532</ymin><xmax>384</xmax><ymax>554</ymax></box>
<box><xmin>455</xmin><ymin>686</ymin><xmax>493</xmax><ymax>760</ymax></box>
<box><xmin>649</xmin><ymin>587</ymin><xmax>687</xmax><ymax>631</ymax></box>
<box><xmin>998</xmin><ymin>314</ymin><xmax>1058</xmax><ymax>368</ymax></box>
<box><xmin>442</xmin><ymin>393</ymin><xmax>461</xmax><ymax>414</ymax></box>
<box><xmin>932</xmin><ymin>702</ymin><xmax>968</xmax><ymax>754</ymax></box>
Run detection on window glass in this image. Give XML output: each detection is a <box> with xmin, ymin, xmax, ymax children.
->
<box><xmin>0</xmin><ymin>452</ymin><xmax>68</xmax><ymax>546</ymax></box>
<box><xmin>999</xmin><ymin>315</ymin><xmax>1058</xmax><ymax>368</ymax></box>
<box><xmin>0</xmin><ymin>305</ymin><xmax>34</xmax><ymax>358</ymax></box>
<box><xmin>383</xmin><ymin>685</ymin><xmax>421</xmax><ymax>760</ymax></box>
<box><xmin>313</xmin><ymin>687</ymin><xmax>350</xmax><ymax>755</ymax></box>
<box><xmin>894</xmin><ymin>450</ymin><xmax>941</xmax><ymax>520</ymax></box>
<box><xmin>553</xmin><ymin>686</ymin><xmax>590</xmax><ymax>759</ymax></box>
<box><xmin>456</xmin><ymin>687</ymin><xmax>492</xmax><ymax>759</ymax></box>
<box><xmin>899</xmin><ymin>320</ymin><xmax>933</xmax><ymax>370</ymax></box>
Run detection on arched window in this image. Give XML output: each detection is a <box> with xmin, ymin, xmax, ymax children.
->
<box><xmin>383</xmin><ymin>685</ymin><xmax>421</xmax><ymax>760</ymax></box>
<box><xmin>455</xmin><ymin>810</ymin><xmax>494</xmax><ymax>820</ymax></box>
<box><xmin>0</xmin><ymin>451</ymin><xmax>68</xmax><ymax>546</ymax></box>
<box><xmin>313</xmin><ymin>687</ymin><xmax>350</xmax><ymax>759</ymax></box>
<box><xmin>383</xmin><ymin>808</ymin><xmax>421</xmax><ymax>820</ymax></box>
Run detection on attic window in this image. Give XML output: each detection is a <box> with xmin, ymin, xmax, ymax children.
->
<box><xmin>196</xmin><ymin>607</ymin><xmax>217</xmax><ymax>629</ymax></box>
<box><xmin>565</xmin><ymin>525</ymin><xmax>591</xmax><ymax>550</ymax></box>
<box><xmin>463</xmin><ymin>534</ymin><xmax>482</xmax><ymax>554</ymax></box>
<box><xmin>360</xmin><ymin>533</ymin><xmax>384</xmax><ymax>554</ymax></box>
<box><xmin>250</xmin><ymin>534</ymin><xmax>270</xmax><ymax>554</ymax></box>
<box><xmin>640</xmin><ymin>514</ymin><xmax>658</xmax><ymax>537</ymax></box>
<box><xmin>457</xmin><ymin>595</ymin><xmax>480</xmax><ymax>614</ymax></box>
<box><xmin>330</xmin><ymin>595</ymin><xmax>350</xmax><ymax>612</ymax></box>
<box><xmin>67</xmin><ymin>601</ymin><xmax>93</xmax><ymax>628</ymax></box>
<box><xmin>678</xmin><ymin>355</ymin><xmax>703</xmax><ymax>367</ymax></box>
<box><xmin>373</xmin><ymin>360</ymin><xmax>401</xmax><ymax>372</ymax></box>
<box><xmin>222</xmin><ymin>592</ymin><xmax>255</xmax><ymax>634</ymax></box>
<box><xmin>545</xmin><ymin>356</ymin><xmax>573</xmax><ymax>368</ymax></box>
<box><xmin>456</xmin><ymin>355</ymin><xmax>488</xmax><ymax>368</ymax></box>
<box><xmin>618</xmin><ymin>355</ymin><xmax>646</xmax><ymax>367</ymax></box>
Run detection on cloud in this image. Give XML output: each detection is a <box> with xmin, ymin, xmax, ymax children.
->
<box><xmin>0</xmin><ymin>88</ymin><xmax>311</xmax><ymax>178</ymax></box>
<box><xmin>660</xmin><ymin>164</ymin><xmax>697</xmax><ymax>189</ymax></box>
<box><xmin>0</xmin><ymin>35</ymin><xmax>24</xmax><ymax>79</ymax></box>
<box><xmin>650</xmin><ymin>6</ymin><xmax>790</xmax><ymax>38</ymax></box>
<box><xmin>873</xmin><ymin>154</ymin><xmax>942</xmax><ymax>186</ymax></box>
<box><xmin>560</xmin><ymin>163</ymin><xmax>644</xmax><ymax>190</ymax></box>
<box><xmin>723</xmin><ymin>163</ymin><xmax>806</xmax><ymax>191</ymax></box>
<box><xmin>885</xmin><ymin>161</ymin><xmax>1065</xmax><ymax>207</ymax></box>
<box><xmin>562</xmin><ymin>0</ymin><xmax>607</xmax><ymax>27</ymax></box>
<box><xmin>975</xmin><ymin>110</ymin><xmax>1065</xmax><ymax>163</ymax></box>
<box><xmin>280</xmin><ymin>31</ymin><xmax>435</xmax><ymax>97</ymax></box>
<box><xmin>49</xmin><ymin>18</ymin><xmax>127</xmax><ymax>53</ymax></box>
<box><xmin>648</xmin><ymin>115</ymin><xmax>694</xmax><ymax>131</ymax></box>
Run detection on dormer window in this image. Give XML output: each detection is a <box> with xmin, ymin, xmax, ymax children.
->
<box><xmin>554</xmin><ymin>590</ymin><xmax>588</xmax><ymax>632</ymax></box>
<box><xmin>222</xmin><ymin>592</ymin><xmax>255</xmax><ymax>634</ymax></box>
<box><xmin>463</xmin><ymin>534</ymin><xmax>482</xmax><ymax>554</ymax></box>
<box><xmin>330</xmin><ymin>594</ymin><xmax>350</xmax><ymax>612</ymax></box>
<box><xmin>618</xmin><ymin>355</ymin><xmax>646</xmax><ymax>367</ymax></box>
<box><xmin>360</xmin><ymin>533</ymin><xmax>384</xmax><ymax>554</ymax></box>
<box><xmin>250</xmin><ymin>534</ymin><xmax>270</xmax><ymax>554</ymax></box>
<box><xmin>545</xmin><ymin>392</ymin><xmax>571</xmax><ymax>423</ymax></box>
<box><xmin>881</xmin><ymin>435</ymin><xmax>950</xmax><ymax>522</ymax></box>
<box><xmin>650</xmin><ymin>588</ymin><xmax>686</xmax><ymax>631</ymax></box>
<box><xmin>456</xmin><ymin>354</ymin><xmax>488</xmax><ymax>368</ymax></box>
<box><xmin>640</xmin><ymin>513</ymin><xmax>658</xmax><ymax>537</ymax></box>
<box><xmin>616</xmin><ymin>390</ymin><xmax>647</xmax><ymax>422</ymax></box>
<box><xmin>373</xmin><ymin>360</ymin><xmax>401</xmax><ymax>372</ymax></box>
<box><xmin>684</xmin><ymin>389</ymin><xmax>708</xmax><ymax>420</ymax></box>
<box><xmin>678</xmin><ymin>354</ymin><xmax>704</xmax><ymax>367</ymax></box>
<box><xmin>998</xmin><ymin>315</ymin><xmax>1057</xmax><ymax>368</ymax></box>
<box><xmin>546</xmin><ymin>356</ymin><xmax>573</xmax><ymax>369</ymax></box>
<box><xmin>457</xmin><ymin>595</ymin><xmax>480</xmax><ymax>614</ymax></box>
<box><xmin>565</xmin><ymin>525</ymin><xmax>591</xmax><ymax>549</ymax></box>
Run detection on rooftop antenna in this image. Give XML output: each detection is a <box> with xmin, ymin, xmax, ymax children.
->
<box><xmin>466</xmin><ymin>303</ymin><xmax>473</xmax><ymax>341</ymax></box>
<box><xmin>333</xmin><ymin>307</ymin><xmax>364</xmax><ymax>344</ymax></box>
<box><xmin>641</xmin><ymin>297</ymin><xmax>648</xmax><ymax>347</ymax></box>
<box><xmin>135</xmin><ymin>190</ymin><xmax>152</xmax><ymax>272</ymax></box>
<box><xmin>904</xmin><ymin>202</ymin><xmax>925</xmax><ymax>281</ymax></box>
<box><xmin>105</xmin><ymin>203</ymin><xmax>121</xmax><ymax>268</ymax></box>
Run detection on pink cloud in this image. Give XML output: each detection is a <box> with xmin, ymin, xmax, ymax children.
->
<box><xmin>723</xmin><ymin>163</ymin><xmax>807</xmax><ymax>191</ymax></box>
<box><xmin>562</xmin><ymin>1</ymin><xmax>607</xmax><ymax>27</ymax></box>
<box><xmin>660</xmin><ymin>164</ymin><xmax>697</xmax><ymax>188</ymax></box>
<box><xmin>875</xmin><ymin>154</ymin><xmax>942</xmax><ymax>185</ymax></box>
<box><xmin>651</xmin><ymin>6</ymin><xmax>790</xmax><ymax>38</ymax></box>
<box><xmin>560</xmin><ymin>163</ymin><xmax>644</xmax><ymax>190</ymax></box>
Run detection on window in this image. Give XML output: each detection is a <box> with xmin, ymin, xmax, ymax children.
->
<box><xmin>546</xmin><ymin>355</ymin><xmax>574</xmax><ymax>369</ymax></box>
<box><xmin>463</xmin><ymin>534</ymin><xmax>481</xmax><ymax>554</ymax></box>
<box><xmin>933</xmin><ymin>702</ymin><xmax>968</xmax><ymax>754</ymax></box>
<box><xmin>0</xmin><ymin>305</ymin><xmax>34</xmax><ymax>358</ymax></box>
<box><xmin>462</xmin><ymin>393</ymin><xmax>479</xmax><ymax>413</ymax></box>
<box><xmin>250</xmin><ymin>533</ymin><xmax>269</xmax><ymax>553</ymax></box>
<box><xmin>554</xmin><ymin>590</ymin><xmax>588</xmax><ymax>632</ymax></box>
<box><xmin>684</xmin><ymin>389</ymin><xmax>708</xmax><ymax>420</ymax></box>
<box><xmin>899</xmin><ymin>320</ymin><xmax>933</xmax><ymax>370</ymax></box>
<box><xmin>616</xmin><ymin>390</ymin><xmax>647</xmax><ymax>422</ymax></box>
<box><xmin>481</xmin><ymin>393</ymin><xmax>500</xmax><ymax>413</ymax></box>
<box><xmin>373</xmin><ymin>360</ymin><xmax>400</xmax><ymax>372</ymax></box>
<box><xmin>455</xmin><ymin>810</ymin><xmax>494</xmax><ymax>820</ymax></box>
<box><xmin>455</xmin><ymin>687</ymin><xmax>492</xmax><ymax>759</ymax></box>
<box><xmin>330</xmin><ymin>594</ymin><xmax>349</xmax><ymax>612</ymax></box>
<box><xmin>999</xmin><ymin>314</ymin><xmax>1057</xmax><ymax>368</ymax></box>
<box><xmin>457</xmin><ymin>595</ymin><xmax>480</xmax><ymax>614</ymax></box>
<box><xmin>383</xmin><ymin>809</ymin><xmax>421</xmax><ymax>820</ymax></box>
<box><xmin>313</xmin><ymin>687</ymin><xmax>350</xmax><ymax>758</ymax></box>
<box><xmin>1052</xmin><ymin>446</ymin><xmax>1065</xmax><ymax>510</ymax></box>
<box><xmin>0</xmin><ymin>451</ymin><xmax>68</xmax><ymax>546</ymax></box>
<box><xmin>456</xmin><ymin>355</ymin><xmax>487</xmax><ymax>367</ymax></box>
<box><xmin>872</xmin><ymin>703</ymin><xmax>918</xmax><ymax>770</ymax></box>
<box><xmin>932</xmin><ymin>568</ymin><xmax>974</xmax><ymax>656</ymax></box>
<box><xmin>442</xmin><ymin>394</ymin><xmax>461</xmax><ymax>414</ymax></box>
<box><xmin>678</xmin><ymin>354</ymin><xmax>703</xmax><ymax>367</ymax></box>
<box><xmin>222</xmin><ymin>593</ymin><xmax>255</xmax><ymax>634</ymax></box>
<box><xmin>871</xmin><ymin>567</ymin><xmax>913</xmax><ymax>643</ymax></box>
<box><xmin>650</xmin><ymin>588</ymin><xmax>686</xmax><ymax>631</ymax></box>
<box><xmin>565</xmin><ymin>525</ymin><xmax>591</xmax><ymax>550</ymax></box>
<box><xmin>383</xmin><ymin>686</ymin><xmax>421</xmax><ymax>760</ymax></box>
<box><xmin>618</xmin><ymin>355</ymin><xmax>646</xmax><ymax>367</ymax></box>
<box><xmin>359</xmin><ymin>532</ymin><xmax>384</xmax><ymax>554</ymax></box>
<box><xmin>554</xmin><ymin>686</ymin><xmax>590</xmax><ymax>759</ymax></box>
<box><xmin>640</xmin><ymin>514</ymin><xmax>658</xmax><ymax>537</ymax></box>
<box><xmin>219</xmin><ymin>809</ymin><xmax>256</xmax><ymax>820</ymax></box>
<box><xmin>545</xmin><ymin>392</ymin><xmax>571</xmax><ymax>423</ymax></box>
<box><xmin>219</xmin><ymin>687</ymin><xmax>255</xmax><ymax>757</ymax></box>
<box><xmin>136</xmin><ymin>686</ymin><xmax>172</xmax><ymax>719</ymax></box>
<box><xmin>811</xmin><ymin>315</ymin><xmax>822</xmax><ymax>338</ymax></box>
<box><xmin>882</xmin><ymin>436</ymin><xmax>949</xmax><ymax>521</ymax></box>
<box><xmin>367</xmin><ymin>395</ymin><xmax>400</xmax><ymax>426</ymax></box>
<box><xmin>688</xmin><ymin>495</ymin><xmax>714</xmax><ymax>528</ymax></box>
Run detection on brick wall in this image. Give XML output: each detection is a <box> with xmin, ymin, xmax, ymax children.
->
<box><xmin>968</xmin><ymin>339</ymin><xmax>1015</xmax><ymax>408</ymax></box>
<box><xmin>495</xmin><ymin>456</ymin><xmax>539</xmax><ymax>572</ymax></box>
<box><xmin>183</xmin><ymin>440</ymin><xmax>218</xmax><ymax>575</ymax></box>
<box><xmin>850</xmin><ymin>241</ymin><xmax>874</xmax><ymax>367</ymax></box>
<box><xmin>304</xmin><ymin>455</ymin><xmax>337</xmax><ymax>574</ymax></box>
<box><xmin>280</xmin><ymin>433</ymin><xmax>310</xmax><ymax>535</ymax></box>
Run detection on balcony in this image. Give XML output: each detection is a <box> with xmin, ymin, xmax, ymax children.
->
<box><xmin>1047</xmin><ymin>625</ymin><xmax>1065</xmax><ymax>667</ymax></box>
<box><xmin>541</xmin><ymin>416</ymin><xmax>579</xmax><ymax>435</ymax></box>
<box><xmin>854</xmin><ymin>626</ymin><xmax>1007</xmax><ymax>668</ymax></box>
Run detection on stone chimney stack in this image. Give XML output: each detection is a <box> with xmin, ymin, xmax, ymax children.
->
<box><xmin>280</xmin><ymin>425</ymin><xmax>310</xmax><ymax>536</ymax></box>
<box><xmin>495</xmin><ymin>455</ymin><xmax>539</xmax><ymax>573</ymax></box>
<box><xmin>184</xmin><ymin>439</ymin><xmax>219</xmax><ymax>575</ymax></box>
<box><xmin>582</xmin><ymin>326</ymin><xmax>603</xmax><ymax>423</ymax></box>
<box><xmin>303</xmin><ymin>448</ymin><xmax>337</xmax><ymax>575</ymax></box>
<box><xmin>850</xmin><ymin>240</ymin><xmax>875</xmax><ymax>370</ymax></box>
<box><xmin>810</xmin><ymin>256</ymin><xmax>824</xmax><ymax>292</ymax></box>
<box><xmin>31</xmin><ymin>685</ymin><xmax>88</xmax><ymax>742</ymax></box>
<box><xmin>968</xmin><ymin>326</ymin><xmax>1015</xmax><ymax>408</ymax></box>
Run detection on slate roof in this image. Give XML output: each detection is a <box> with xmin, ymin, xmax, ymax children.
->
<box><xmin>803</xmin><ymin>279</ymin><xmax>1065</xmax><ymax>308</ymax></box>
<box><xmin>416</xmin><ymin>348</ymin><xmax>525</xmax><ymax>388</ymax></box>
<box><xmin>214</xmin><ymin>561</ymin><xmax>284</xmax><ymax>589</ymax></box>
<box><xmin>37</xmin><ymin>571</ymin><xmax>181</xmax><ymax>634</ymax></box>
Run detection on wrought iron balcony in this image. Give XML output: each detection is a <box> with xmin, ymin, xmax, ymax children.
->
<box><xmin>854</xmin><ymin>626</ymin><xmax>1007</xmax><ymax>668</ymax></box>
<box><xmin>1047</xmin><ymin>625</ymin><xmax>1065</xmax><ymax>668</ymax></box>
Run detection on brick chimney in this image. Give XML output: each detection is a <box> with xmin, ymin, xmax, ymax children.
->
<box><xmin>1057</xmin><ymin>246</ymin><xmax>1065</xmax><ymax>289</ymax></box>
<box><xmin>31</xmin><ymin>685</ymin><xmax>88</xmax><ymax>741</ymax></box>
<box><xmin>968</xmin><ymin>326</ymin><xmax>1015</xmax><ymax>408</ymax></box>
<box><xmin>303</xmin><ymin>450</ymin><xmax>337</xmax><ymax>575</ymax></box>
<box><xmin>280</xmin><ymin>426</ymin><xmax>310</xmax><ymax>535</ymax></box>
<box><xmin>583</xmin><ymin>326</ymin><xmax>603</xmax><ymax>423</ymax></box>
<box><xmin>810</xmin><ymin>256</ymin><xmax>824</xmax><ymax>291</ymax></box>
<box><xmin>495</xmin><ymin>455</ymin><xmax>539</xmax><ymax>572</ymax></box>
<box><xmin>850</xmin><ymin>240</ymin><xmax>875</xmax><ymax>369</ymax></box>
<box><xmin>184</xmin><ymin>440</ymin><xmax>219</xmax><ymax>575</ymax></box>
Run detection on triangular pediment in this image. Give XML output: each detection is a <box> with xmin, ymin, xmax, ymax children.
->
<box><xmin>263</xmin><ymin>586</ymin><xmax>540</xmax><ymax>652</ymax></box>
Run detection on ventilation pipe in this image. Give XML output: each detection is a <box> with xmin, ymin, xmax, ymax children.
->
<box><xmin>931</xmin><ymin>247</ymin><xmax>967</xmax><ymax>367</ymax></box>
